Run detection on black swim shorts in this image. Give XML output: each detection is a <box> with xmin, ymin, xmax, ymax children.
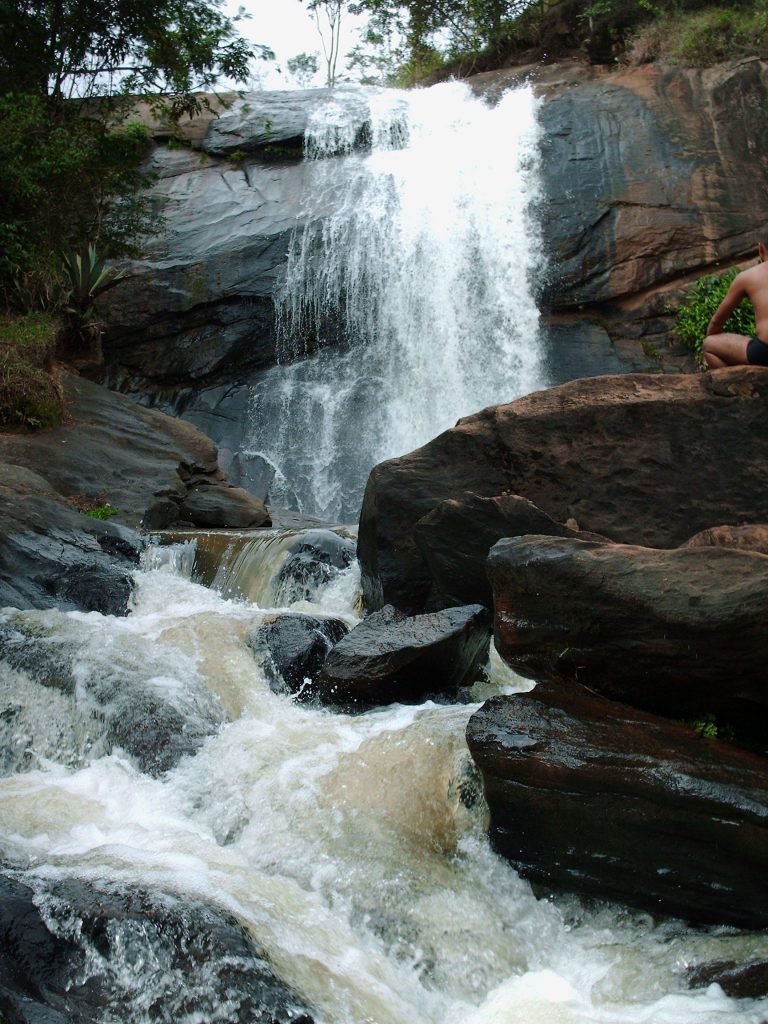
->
<box><xmin>747</xmin><ymin>336</ymin><xmax>768</xmax><ymax>366</ymax></box>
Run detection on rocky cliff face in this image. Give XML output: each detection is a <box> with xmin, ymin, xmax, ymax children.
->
<box><xmin>100</xmin><ymin>59</ymin><xmax>768</xmax><ymax>406</ymax></box>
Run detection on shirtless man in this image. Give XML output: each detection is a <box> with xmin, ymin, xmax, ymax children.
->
<box><xmin>702</xmin><ymin>241</ymin><xmax>768</xmax><ymax>368</ymax></box>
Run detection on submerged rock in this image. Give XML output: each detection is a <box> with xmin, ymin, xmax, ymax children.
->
<box><xmin>466</xmin><ymin>682</ymin><xmax>768</xmax><ymax>928</ymax></box>
<box><xmin>487</xmin><ymin>534</ymin><xmax>768</xmax><ymax>733</ymax></box>
<box><xmin>273</xmin><ymin>529</ymin><xmax>356</xmax><ymax>605</ymax></box>
<box><xmin>0</xmin><ymin>612</ymin><xmax>224</xmax><ymax>776</ymax></box>
<box><xmin>247</xmin><ymin>613</ymin><xmax>349</xmax><ymax>697</ymax></box>
<box><xmin>687</xmin><ymin>959</ymin><xmax>768</xmax><ymax>999</ymax></box>
<box><xmin>0</xmin><ymin>873</ymin><xmax>314</xmax><ymax>1024</ymax></box>
<box><xmin>314</xmin><ymin>604</ymin><xmax>490</xmax><ymax>707</ymax></box>
<box><xmin>358</xmin><ymin>368</ymin><xmax>768</xmax><ymax>613</ymax></box>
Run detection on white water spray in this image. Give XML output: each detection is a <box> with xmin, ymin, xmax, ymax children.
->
<box><xmin>247</xmin><ymin>81</ymin><xmax>543</xmax><ymax>520</ymax></box>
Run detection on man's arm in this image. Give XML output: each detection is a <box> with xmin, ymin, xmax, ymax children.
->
<box><xmin>707</xmin><ymin>275</ymin><xmax>748</xmax><ymax>335</ymax></box>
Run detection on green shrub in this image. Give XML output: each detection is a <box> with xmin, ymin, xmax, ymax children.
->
<box><xmin>675</xmin><ymin>268</ymin><xmax>756</xmax><ymax>362</ymax></box>
<box><xmin>82</xmin><ymin>503</ymin><xmax>119</xmax><ymax>520</ymax></box>
<box><xmin>0</xmin><ymin>313</ymin><xmax>64</xmax><ymax>430</ymax></box>
<box><xmin>629</xmin><ymin>5</ymin><xmax>768</xmax><ymax>64</ymax></box>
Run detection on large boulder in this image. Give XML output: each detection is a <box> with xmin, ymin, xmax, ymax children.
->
<box><xmin>413</xmin><ymin>491</ymin><xmax>605</xmax><ymax>610</ymax></box>
<box><xmin>314</xmin><ymin>604</ymin><xmax>490</xmax><ymax>707</ymax></box>
<box><xmin>487</xmin><ymin>534</ymin><xmax>768</xmax><ymax>732</ymax></box>
<box><xmin>0</xmin><ymin>873</ymin><xmax>314</xmax><ymax>1024</ymax></box>
<box><xmin>466</xmin><ymin>682</ymin><xmax>768</xmax><ymax>928</ymax></box>
<box><xmin>0</xmin><ymin>373</ymin><xmax>269</xmax><ymax>613</ymax></box>
<box><xmin>358</xmin><ymin>368</ymin><xmax>768</xmax><ymax>613</ymax></box>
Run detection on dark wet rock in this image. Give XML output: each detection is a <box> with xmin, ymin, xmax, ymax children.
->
<box><xmin>466</xmin><ymin>682</ymin><xmax>768</xmax><ymax>928</ymax></box>
<box><xmin>314</xmin><ymin>604</ymin><xmax>490</xmax><ymax>707</ymax></box>
<box><xmin>0</xmin><ymin>873</ymin><xmax>315</xmax><ymax>1024</ymax></box>
<box><xmin>358</xmin><ymin>368</ymin><xmax>768</xmax><ymax>613</ymax></box>
<box><xmin>687</xmin><ymin>959</ymin><xmax>768</xmax><ymax>998</ymax></box>
<box><xmin>273</xmin><ymin>529</ymin><xmax>356</xmax><ymax>605</ymax></box>
<box><xmin>46</xmin><ymin>562</ymin><xmax>134</xmax><ymax>616</ymax></box>
<box><xmin>0</xmin><ymin>374</ymin><xmax>270</xmax><ymax>614</ymax></box>
<box><xmin>487</xmin><ymin>535</ymin><xmax>768</xmax><ymax>732</ymax></box>
<box><xmin>413</xmin><ymin>491</ymin><xmax>606</xmax><ymax>610</ymax></box>
<box><xmin>247</xmin><ymin>613</ymin><xmax>349</xmax><ymax>696</ymax></box>
<box><xmin>178</xmin><ymin>483</ymin><xmax>271</xmax><ymax>528</ymax></box>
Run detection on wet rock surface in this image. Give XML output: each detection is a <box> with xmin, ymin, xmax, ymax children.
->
<box><xmin>487</xmin><ymin>535</ymin><xmax>768</xmax><ymax>734</ymax></box>
<box><xmin>466</xmin><ymin>682</ymin><xmax>768</xmax><ymax>928</ymax></box>
<box><xmin>687</xmin><ymin>959</ymin><xmax>768</xmax><ymax>998</ymax></box>
<box><xmin>314</xmin><ymin>604</ymin><xmax>490</xmax><ymax>707</ymax></box>
<box><xmin>247</xmin><ymin>613</ymin><xmax>349</xmax><ymax>697</ymax></box>
<box><xmin>358</xmin><ymin>368</ymin><xmax>768</xmax><ymax>613</ymax></box>
<box><xmin>0</xmin><ymin>873</ymin><xmax>315</xmax><ymax>1024</ymax></box>
<box><xmin>413</xmin><ymin>491</ymin><xmax>605</xmax><ymax>610</ymax></box>
<box><xmin>273</xmin><ymin>529</ymin><xmax>356</xmax><ymax>605</ymax></box>
<box><xmin>0</xmin><ymin>374</ymin><xmax>269</xmax><ymax>613</ymax></box>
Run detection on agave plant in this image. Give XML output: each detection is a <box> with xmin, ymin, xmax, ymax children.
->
<box><xmin>59</xmin><ymin>244</ymin><xmax>126</xmax><ymax>366</ymax></box>
<box><xmin>61</xmin><ymin>244</ymin><xmax>126</xmax><ymax>321</ymax></box>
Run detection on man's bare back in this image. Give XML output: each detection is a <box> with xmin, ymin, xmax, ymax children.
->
<box><xmin>703</xmin><ymin>242</ymin><xmax>768</xmax><ymax>368</ymax></box>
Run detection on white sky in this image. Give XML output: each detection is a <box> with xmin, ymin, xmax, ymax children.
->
<box><xmin>225</xmin><ymin>0</ymin><xmax>368</xmax><ymax>89</ymax></box>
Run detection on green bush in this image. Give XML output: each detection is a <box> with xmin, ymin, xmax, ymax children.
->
<box><xmin>629</xmin><ymin>5</ymin><xmax>768</xmax><ymax>64</ymax></box>
<box><xmin>0</xmin><ymin>313</ymin><xmax>64</xmax><ymax>430</ymax></box>
<box><xmin>675</xmin><ymin>269</ymin><xmax>756</xmax><ymax>361</ymax></box>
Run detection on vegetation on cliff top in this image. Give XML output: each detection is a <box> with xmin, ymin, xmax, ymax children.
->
<box><xmin>347</xmin><ymin>0</ymin><xmax>768</xmax><ymax>84</ymax></box>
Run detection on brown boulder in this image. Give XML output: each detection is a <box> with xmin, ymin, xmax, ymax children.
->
<box><xmin>0</xmin><ymin>374</ymin><xmax>270</xmax><ymax>612</ymax></box>
<box><xmin>487</xmin><ymin>534</ymin><xmax>768</xmax><ymax>731</ymax></box>
<box><xmin>412</xmin><ymin>491</ymin><xmax>605</xmax><ymax>610</ymax></box>
<box><xmin>466</xmin><ymin>682</ymin><xmax>768</xmax><ymax>927</ymax></box>
<box><xmin>358</xmin><ymin>368</ymin><xmax>768</xmax><ymax>613</ymax></box>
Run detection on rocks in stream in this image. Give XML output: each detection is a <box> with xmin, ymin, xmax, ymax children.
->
<box><xmin>313</xmin><ymin>604</ymin><xmax>490</xmax><ymax>708</ymax></box>
<box><xmin>486</xmin><ymin>534</ymin><xmax>768</xmax><ymax>736</ymax></box>
<box><xmin>466</xmin><ymin>682</ymin><xmax>768</xmax><ymax>928</ymax></box>
<box><xmin>0</xmin><ymin>873</ymin><xmax>315</xmax><ymax>1024</ymax></box>
<box><xmin>358</xmin><ymin>368</ymin><xmax>768</xmax><ymax>613</ymax></box>
<box><xmin>273</xmin><ymin>529</ymin><xmax>356</xmax><ymax>606</ymax></box>
<box><xmin>687</xmin><ymin>959</ymin><xmax>768</xmax><ymax>999</ymax></box>
<box><xmin>0</xmin><ymin>612</ymin><xmax>224</xmax><ymax>776</ymax></box>
<box><xmin>247</xmin><ymin>613</ymin><xmax>349</xmax><ymax>697</ymax></box>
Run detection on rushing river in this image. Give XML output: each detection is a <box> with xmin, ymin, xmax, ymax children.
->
<box><xmin>1</xmin><ymin>537</ymin><xmax>766</xmax><ymax>1023</ymax></box>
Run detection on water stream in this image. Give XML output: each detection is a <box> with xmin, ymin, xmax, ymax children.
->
<box><xmin>1</xmin><ymin>541</ymin><xmax>766</xmax><ymax>1023</ymax></box>
<box><xmin>245</xmin><ymin>82</ymin><xmax>543</xmax><ymax>520</ymax></box>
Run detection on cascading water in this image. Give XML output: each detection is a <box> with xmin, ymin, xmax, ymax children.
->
<box><xmin>1</xmin><ymin>547</ymin><xmax>765</xmax><ymax>1024</ymax></box>
<box><xmin>246</xmin><ymin>82</ymin><xmax>543</xmax><ymax>521</ymax></box>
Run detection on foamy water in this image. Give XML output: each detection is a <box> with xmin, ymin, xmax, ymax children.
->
<box><xmin>1</xmin><ymin>545</ymin><xmax>765</xmax><ymax>1024</ymax></box>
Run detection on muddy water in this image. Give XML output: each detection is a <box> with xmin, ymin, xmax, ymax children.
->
<box><xmin>0</xmin><ymin>540</ymin><xmax>766</xmax><ymax>1023</ymax></box>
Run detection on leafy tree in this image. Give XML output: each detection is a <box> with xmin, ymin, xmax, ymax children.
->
<box><xmin>0</xmin><ymin>0</ymin><xmax>273</xmax><ymax>117</ymax></box>
<box><xmin>287</xmin><ymin>51</ymin><xmax>320</xmax><ymax>87</ymax></box>
<box><xmin>0</xmin><ymin>0</ymin><xmax>270</xmax><ymax>312</ymax></box>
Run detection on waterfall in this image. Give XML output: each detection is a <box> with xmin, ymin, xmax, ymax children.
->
<box><xmin>246</xmin><ymin>81</ymin><xmax>543</xmax><ymax>521</ymax></box>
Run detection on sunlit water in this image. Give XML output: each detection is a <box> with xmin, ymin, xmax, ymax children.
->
<box><xmin>245</xmin><ymin>82</ymin><xmax>544</xmax><ymax>520</ymax></box>
<box><xmin>1</xmin><ymin>540</ymin><xmax>766</xmax><ymax>1024</ymax></box>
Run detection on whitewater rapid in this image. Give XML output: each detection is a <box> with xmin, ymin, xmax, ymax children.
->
<box><xmin>1</xmin><ymin>542</ymin><xmax>766</xmax><ymax>1024</ymax></box>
